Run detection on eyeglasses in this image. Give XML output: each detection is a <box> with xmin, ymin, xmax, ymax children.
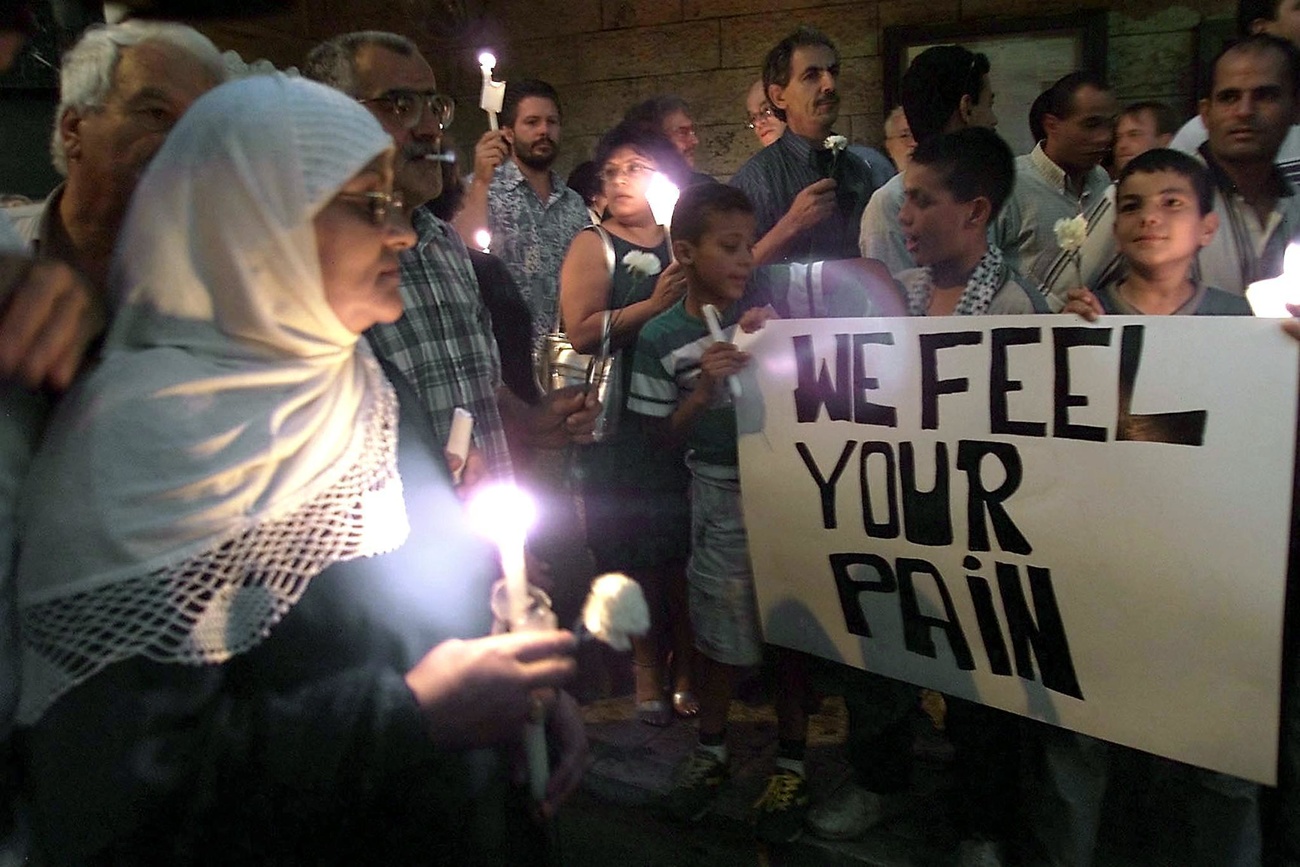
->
<box><xmin>335</xmin><ymin>190</ymin><xmax>406</xmax><ymax>226</ymax></box>
<box><xmin>358</xmin><ymin>89</ymin><xmax>455</xmax><ymax>131</ymax></box>
<box><xmin>744</xmin><ymin>105</ymin><xmax>775</xmax><ymax>129</ymax></box>
<box><xmin>600</xmin><ymin>161</ymin><xmax>654</xmax><ymax>183</ymax></box>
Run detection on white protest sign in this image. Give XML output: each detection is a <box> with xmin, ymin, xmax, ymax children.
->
<box><xmin>736</xmin><ymin>315</ymin><xmax>1298</xmax><ymax>784</ymax></box>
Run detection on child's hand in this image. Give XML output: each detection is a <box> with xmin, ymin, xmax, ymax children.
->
<box><xmin>1284</xmin><ymin>303</ymin><xmax>1300</xmax><ymax>343</ymax></box>
<box><xmin>1062</xmin><ymin>286</ymin><xmax>1102</xmax><ymax>322</ymax></box>
<box><xmin>698</xmin><ymin>341</ymin><xmax>749</xmax><ymax>394</ymax></box>
<box><xmin>738</xmin><ymin>304</ymin><xmax>780</xmax><ymax>333</ymax></box>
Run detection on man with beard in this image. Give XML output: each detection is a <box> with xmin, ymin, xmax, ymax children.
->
<box><xmin>454</xmin><ymin>79</ymin><xmax>588</xmax><ymax>345</ymax></box>
<box><xmin>729</xmin><ymin>26</ymin><xmax>878</xmax><ymax>265</ymax></box>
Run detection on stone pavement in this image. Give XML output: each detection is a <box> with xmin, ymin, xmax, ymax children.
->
<box><xmin>555</xmin><ymin>677</ymin><xmax>1157</xmax><ymax>866</ymax></box>
<box><xmin>556</xmin><ymin>688</ymin><xmax>967</xmax><ymax>867</ymax></box>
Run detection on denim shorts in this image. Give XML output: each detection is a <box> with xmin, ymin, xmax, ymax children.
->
<box><xmin>687</xmin><ymin>470</ymin><xmax>763</xmax><ymax>667</ymax></box>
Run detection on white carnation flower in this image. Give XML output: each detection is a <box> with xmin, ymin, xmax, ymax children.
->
<box><xmin>823</xmin><ymin>135</ymin><xmax>848</xmax><ymax>153</ymax></box>
<box><xmin>581</xmin><ymin>573</ymin><xmax>650</xmax><ymax>651</ymax></box>
<box><xmin>1054</xmin><ymin>214</ymin><xmax>1088</xmax><ymax>254</ymax></box>
<box><xmin>622</xmin><ymin>250</ymin><xmax>663</xmax><ymax>277</ymax></box>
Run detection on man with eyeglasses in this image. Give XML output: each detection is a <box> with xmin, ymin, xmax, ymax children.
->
<box><xmin>882</xmin><ymin>107</ymin><xmax>915</xmax><ymax>171</ymax></box>
<box><xmin>729</xmin><ymin>26</ymin><xmax>879</xmax><ymax>266</ymax></box>
<box><xmin>453</xmin><ymin>79</ymin><xmax>588</xmax><ymax>347</ymax></box>
<box><xmin>305</xmin><ymin>32</ymin><xmax>598</xmax><ymax>486</ymax></box>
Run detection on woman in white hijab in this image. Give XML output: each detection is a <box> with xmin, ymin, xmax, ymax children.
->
<box><xmin>14</xmin><ymin>74</ymin><xmax>582</xmax><ymax>865</ymax></box>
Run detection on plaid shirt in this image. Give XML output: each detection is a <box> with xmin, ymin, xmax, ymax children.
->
<box><xmin>368</xmin><ymin>207</ymin><xmax>513</xmax><ymax>480</ymax></box>
<box><xmin>486</xmin><ymin>159</ymin><xmax>590</xmax><ymax>342</ymax></box>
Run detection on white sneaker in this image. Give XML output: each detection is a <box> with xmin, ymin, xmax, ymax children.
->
<box><xmin>957</xmin><ymin>838</ymin><xmax>1006</xmax><ymax>867</ymax></box>
<box><xmin>805</xmin><ymin>781</ymin><xmax>909</xmax><ymax>840</ymax></box>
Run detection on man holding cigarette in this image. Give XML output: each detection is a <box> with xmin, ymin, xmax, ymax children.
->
<box><xmin>304</xmin><ymin>35</ymin><xmax>597</xmax><ymax>484</ymax></box>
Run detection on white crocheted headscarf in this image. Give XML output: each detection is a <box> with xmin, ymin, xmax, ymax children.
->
<box><xmin>16</xmin><ymin>74</ymin><xmax>410</xmax><ymax>724</ymax></box>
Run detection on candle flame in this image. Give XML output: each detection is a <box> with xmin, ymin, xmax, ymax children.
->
<box><xmin>645</xmin><ymin>172</ymin><xmax>680</xmax><ymax>228</ymax></box>
<box><xmin>1247</xmin><ymin>241</ymin><xmax>1300</xmax><ymax>317</ymax></box>
<box><xmin>473</xmin><ymin>229</ymin><xmax>491</xmax><ymax>252</ymax></box>
<box><xmin>467</xmin><ymin>483</ymin><xmax>536</xmax><ymax>540</ymax></box>
<box><xmin>478</xmin><ymin>50</ymin><xmax>496</xmax><ymax>69</ymax></box>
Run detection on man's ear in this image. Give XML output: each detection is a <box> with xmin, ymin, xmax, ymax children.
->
<box><xmin>1198</xmin><ymin>97</ymin><xmax>1211</xmax><ymax>127</ymax></box>
<box><xmin>501</xmin><ymin>126</ymin><xmax>514</xmax><ymax>145</ymax></box>
<box><xmin>1199</xmin><ymin>210</ymin><xmax>1220</xmax><ymax>248</ymax></box>
<box><xmin>59</xmin><ymin>107</ymin><xmax>83</xmax><ymax>164</ymax></box>
<box><xmin>967</xmin><ymin>195</ymin><xmax>992</xmax><ymax>228</ymax></box>
<box><xmin>1042</xmin><ymin>112</ymin><xmax>1061</xmax><ymax>140</ymax></box>
<box><xmin>1156</xmin><ymin>133</ymin><xmax>1173</xmax><ymax>148</ymax></box>
<box><xmin>1249</xmin><ymin>17</ymin><xmax>1273</xmax><ymax>35</ymax></box>
<box><xmin>767</xmin><ymin>81</ymin><xmax>788</xmax><ymax>113</ymax></box>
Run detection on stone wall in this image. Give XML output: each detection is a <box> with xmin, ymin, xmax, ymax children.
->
<box><xmin>195</xmin><ymin>0</ymin><xmax>1234</xmax><ymax>180</ymax></box>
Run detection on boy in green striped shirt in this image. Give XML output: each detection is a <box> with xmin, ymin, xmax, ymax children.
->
<box><xmin>627</xmin><ymin>183</ymin><xmax>813</xmax><ymax>844</ymax></box>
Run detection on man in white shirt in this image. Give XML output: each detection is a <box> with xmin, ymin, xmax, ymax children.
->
<box><xmin>1169</xmin><ymin>0</ymin><xmax>1300</xmax><ymax>187</ymax></box>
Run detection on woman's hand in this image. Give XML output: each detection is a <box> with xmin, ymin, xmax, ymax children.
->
<box><xmin>405</xmin><ymin>631</ymin><xmax>576</xmax><ymax>749</ymax></box>
<box><xmin>648</xmin><ymin>261</ymin><xmax>688</xmax><ymax>314</ymax></box>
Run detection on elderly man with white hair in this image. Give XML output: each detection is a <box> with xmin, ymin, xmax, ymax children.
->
<box><xmin>0</xmin><ymin>21</ymin><xmax>225</xmax><ymax>855</ymax></box>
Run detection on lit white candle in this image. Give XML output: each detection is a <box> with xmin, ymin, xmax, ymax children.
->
<box><xmin>1247</xmin><ymin>242</ymin><xmax>1300</xmax><ymax>317</ymax></box>
<box><xmin>645</xmin><ymin>172</ymin><xmax>680</xmax><ymax>260</ymax></box>
<box><xmin>478</xmin><ymin>50</ymin><xmax>505</xmax><ymax>131</ymax></box>
<box><xmin>473</xmin><ymin>229</ymin><xmax>492</xmax><ymax>254</ymax></box>
<box><xmin>468</xmin><ymin>483</ymin><xmax>549</xmax><ymax>801</ymax></box>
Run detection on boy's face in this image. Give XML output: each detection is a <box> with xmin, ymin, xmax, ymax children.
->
<box><xmin>679</xmin><ymin>211</ymin><xmax>756</xmax><ymax>304</ymax></box>
<box><xmin>898</xmin><ymin>161</ymin><xmax>982</xmax><ymax>269</ymax></box>
<box><xmin>1113</xmin><ymin>169</ymin><xmax>1218</xmax><ymax>272</ymax></box>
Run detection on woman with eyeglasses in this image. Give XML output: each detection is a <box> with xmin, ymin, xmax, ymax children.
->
<box><xmin>558</xmin><ymin>122</ymin><xmax>702</xmax><ymax>725</ymax></box>
<box><xmin>13</xmin><ymin>75</ymin><xmax>583</xmax><ymax>866</ymax></box>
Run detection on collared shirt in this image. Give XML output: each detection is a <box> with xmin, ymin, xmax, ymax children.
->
<box><xmin>486</xmin><ymin>159</ymin><xmax>589</xmax><ymax>343</ymax></box>
<box><xmin>1037</xmin><ymin>148</ymin><xmax>1300</xmax><ymax>304</ymax></box>
<box><xmin>995</xmin><ymin>143</ymin><xmax>1111</xmax><ymax>282</ymax></box>
<box><xmin>5</xmin><ymin>184</ymin><xmax>60</xmax><ymax>253</ymax></box>
<box><xmin>730</xmin><ymin>127</ymin><xmax>878</xmax><ymax>264</ymax></box>
<box><xmin>367</xmin><ymin>207</ymin><xmax>513</xmax><ymax>480</ymax></box>
<box><xmin>1171</xmin><ymin>115</ymin><xmax>1300</xmax><ymax>190</ymax></box>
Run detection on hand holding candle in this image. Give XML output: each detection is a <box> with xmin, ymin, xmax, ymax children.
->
<box><xmin>1248</xmin><ymin>242</ymin><xmax>1300</xmax><ymax>317</ymax></box>
<box><xmin>478</xmin><ymin>50</ymin><xmax>506</xmax><ymax>131</ymax></box>
<box><xmin>702</xmin><ymin>304</ymin><xmax>743</xmax><ymax>399</ymax></box>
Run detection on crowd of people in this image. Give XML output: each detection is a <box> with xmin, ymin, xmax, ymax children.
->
<box><xmin>0</xmin><ymin>1</ymin><xmax>1299</xmax><ymax>864</ymax></box>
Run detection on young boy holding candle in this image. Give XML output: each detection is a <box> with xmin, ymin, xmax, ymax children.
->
<box><xmin>1047</xmin><ymin>147</ymin><xmax>1257</xmax><ymax>864</ymax></box>
<box><xmin>625</xmin><ymin>183</ymin><xmax>812</xmax><ymax>844</ymax></box>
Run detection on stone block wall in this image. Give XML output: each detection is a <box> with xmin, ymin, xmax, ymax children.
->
<box><xmin>193</xmin><ymin>0</ymin><xmax>1234</xmax><ymax>181</ymax></box>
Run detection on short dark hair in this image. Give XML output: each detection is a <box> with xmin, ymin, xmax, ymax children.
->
<box><xmin>1205</xmin><ymin>33</ymin><xmax>1300</xmax><ymax>99</ymax></box>
<box><xmin>1041</xmin><ymin>70</ymin><xmax>1110</xmax><ymax>123</ymax></box>
<box><xmin>909</xmin><ymin>127</ymin><xmax>1016</xmax><ymax>220</ymax></box>
<box><xmin>671</xmin><ymin>183</ymin><xmax>754</xmax><ymax>246</ymax></box>
<box><xmin>501</xmin><ymin>78</ymin><xmax>561</xmax><ymax>127</ymax></box>
<box><xmin>1238</xmin><ymin>0</ymin><xmax>1287</xmax><ymax>36</ymax></box>
<box><xmin>1116</xmin><ymin>147</ymin><xmax>1215</xmax><ymax>216</ymax></box>
<box><xmin>624</xmin><ymin>96</ymin><xmax>691</xmax><ymax>134</ymax></box>
<box><xmin>1120</xmin><ymin>100</ymin><xmax>1179</xmax><ymax>137</ymax></box>
<box><xmin>899</xmin><ymin>45</ymin><xmax>991</xmax><ymax>145</ymax></box>
<box><xmin>762</xmin><ymin>25</ymin><xmax>839</xmax><ymax>122</ymax></box>
<box><xmin>567</xmin><ymin>160</ymin><xmax>603</xmax><ymax>208</ymax></box>
<box><xmin>593</xmin><ymin>120</ymin><xmax>692</xmax><ymax>189</ymax></box>
<box><xmin>1028</xmin><ymin>89</ymin><xmax>1050</xmax><ymax>143</ymax></box>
